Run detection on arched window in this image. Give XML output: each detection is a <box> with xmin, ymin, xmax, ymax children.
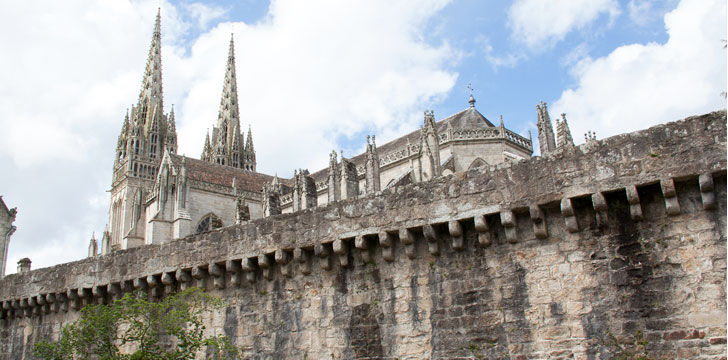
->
<box><xmin>196</xmin><ymin>213</ymin><xmax>223</xmax><ymax>233</ymax></box>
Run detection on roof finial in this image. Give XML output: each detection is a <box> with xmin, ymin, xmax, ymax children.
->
<box><xmin>467</xmin><ymin>83</ymin><xmax>475</xmax><ymax>108</ymax></box>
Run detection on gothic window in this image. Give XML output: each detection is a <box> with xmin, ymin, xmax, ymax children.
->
<box><xmin>134</xmin><ymin>140</ymin><xmax>140</xmax><ymax>155</ymax></box>
<box><xmin>150</xmin><ymin>134</ymin><xmax>158</xmax><ymax>159</ymax></box>
<box><xmin>140</xmin><ymin>100</ymin><xmax>148</xmax><ymax>123</ymax></box>
<box><xmin>196</xmin><ymin>213</ymin><xmax>222</xmax><ymax>233</ymax></box>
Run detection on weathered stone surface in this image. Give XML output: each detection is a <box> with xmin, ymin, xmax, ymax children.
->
<box><xmin>0</xmin><ymin>112</ymin><xmax>725</xmax><ymax>359</ymax></box>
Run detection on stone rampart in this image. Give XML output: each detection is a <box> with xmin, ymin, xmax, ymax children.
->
<box><xmin>1</xmin><ymin>111</ymin><xmax>726</xmax><ymax>359</ymax></box>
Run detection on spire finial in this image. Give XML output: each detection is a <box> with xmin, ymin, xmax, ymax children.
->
<box><xmin>467</xmin><ymin>83</ymin><xmax>475</xmax><ymax>108</ymax></box>
<box><xmin>138</xmin><ymin>7</ymin><xmax>164</xmax><ymax>112</ymax></box>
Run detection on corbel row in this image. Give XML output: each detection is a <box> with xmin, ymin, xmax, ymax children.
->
<box><xmin>0</xmin><ymin>174</ymin><xmax>717</xmax><ymax>322</ymax></box>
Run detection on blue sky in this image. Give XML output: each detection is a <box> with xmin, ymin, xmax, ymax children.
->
<box><xmin>0</xmin><ymin>0</ymin><xmax>724</xmax><ymax>272</ymax></box>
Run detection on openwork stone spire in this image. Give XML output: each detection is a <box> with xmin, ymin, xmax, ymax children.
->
<box><xmin>214</xmin><ymin>33</ymin><xmax>241</xmax><ymax>152</ymax></box>
<box><xmin>202</xmin><ymin>33</ymin><xmax>257</xmax><ymax>171</ymax></box>
<box><xmin>138</xmin><ymin>8</ymin><xmax>164</xmax><ymax>115</ymax></box>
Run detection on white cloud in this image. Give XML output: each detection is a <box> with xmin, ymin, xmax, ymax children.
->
<box><xmin>172</xmin><ymin>0</ymin><xmax>457</xmax><ymax>174</ymax></box>
<box><xmin>551</xmin><ymin>0</ymin><xmax>726</xmax><ymax>144</ymax></box>
<box><xmin>0</xmin><ymin>0</ymin><xmax>457</xmax><ymax>272</ymax></box>
<box><xmin>508</xmin><ymin>0</ymin><xmax>620</xmax><ymax>48</ymax></box>
<box><xmin>628</xmin><ymin>0</ymin><xmax>656</xmax><ymax>26</ymax></box>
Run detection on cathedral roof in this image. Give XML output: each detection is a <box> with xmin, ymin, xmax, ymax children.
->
<box><xmin>302</xmin><ymin>106</ymin><xmax>496</xmax><ymax>184</ymax></box>
<box><xmin>169</xmin><ymin>154</ymin><xmax>274</xmax><ymax>193</ymax></box>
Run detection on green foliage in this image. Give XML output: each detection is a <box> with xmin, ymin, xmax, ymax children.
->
<box><xmin>606</xmin><ymin>330</ymin><xmax>652</xmax><ymax>360</ymax></box>
<box><xmin>34</xmin><ymin>288</ymin><xmax>240</xmax><ymax>360</ymax></box>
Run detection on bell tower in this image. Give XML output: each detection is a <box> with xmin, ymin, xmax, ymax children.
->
<box><xmin>105</xmin><ymin>9</ymin><xmax>177</xmax><ymax>254</ymax></box>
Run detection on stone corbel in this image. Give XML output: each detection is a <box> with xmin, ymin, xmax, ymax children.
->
<box><xmin>226</xmin><ymin>260</ymin><xmax>243</xmax><ymax>287</ymax></box>
<box><xmin>474</xmin><ymin>214</ymin><xmax>492</xmax><ymax>247</ymax></box>
<box><xmin>45</xmin><ymin>293</ymin><xmax>56</xmax><ymax>313</ymax></box>
<box><xmin>242</xmin><ymin>258</ymin><xmax>257</xmax><ymax>283</ymax></box>
<box><xmin>399</xmin><ymin>228</ymin><xmax>417</xmax><ymax>259</ymax></box>
<box><xmin>378</xmin><ymin>231</ymin><xmax>395</xmax><ymax>262</ymax></box>
<box><xmin>333</xmin><ymin>239</ymin><xmax>350</xmax><ymax>268</ymax></box>
<box><xmin>56</xmin><ymin>293</ymin><xmax>68</xmax><ymax>313</ymax></box>
<box><xmin>258</xmin><ymin>254</ymin><xmax>274</xmax><ymax>280</ymax></box>
<box><xmin>161</xmin><ymin>272</ymin><xmax>176</xmax><ymax>294</ymax></box>
<box><xmin>626</xmin><ymin>185</ymin><xmax>643</xmax><ymax>221</ymax></box>
<box><xmin>12</xmin><ymin>299</ymin><xmax>20</xmax><ymax>318</ymax></box>
<box><xmin>560</xmin><ymin>199</ymin><xmax>579</xmax><ymax>233</ymax></box>
<box><xmin>67</xmin><ymin>289</ymin><xmax>80</xmax><ymax>311</ymax></box>
<box><xmin>11</xmin><ymin>299</ymin><xmax>20</xmax><ymax>318</ymax></box>
<box><xmin>28</xmin><ymin>296</ymin><xmax>39</xmax><ymax>316</ymax></box>
<box><xmin>294</xmin><ymin>248</ymin><xmax>312</xmax><ymax>275</ymax></box>
<box><xmin>275</xmin><ymin>249</ymin><xmax>291</xmax><ymax>277</ymax></box>
<box><xmin>500</xmin><ymin>210</ymin><xmax>518</xmax><ymax>243</ymax></box>
<box><xmin>92</xmin><ymin>285</ymin><xmax>107</xmax><ymax>305</ymax></box>
<box><xmin>108</xmin><ymin>283</ymin><xmax>122</xmax><ymax>301</ymax></box>
<box><xmin>20</xmin><ymin>298</ymin><xmax>30</xmax><ymax>317</ymax></box>
<box><xmin>448</xmin><ymin>220</ymin><xmax>464</xmax><ymax>251</ymax></box>
<box><xmin>208</xmin><ymin>263</ymin><xmax>225</xmax><ymax>289</ymax></box>
<box><xmin>314</xmin><ymin>243</ymin><xmax>332</xmax><ymax>271</ymax></box>
<box><xmin>699</xmin><ymin>173</ymin><xmax>715</xmax><ymax>210</ymax></box>
<box><xmin>2</xmin><ymin>300</ymin><xmax>11</xmax><ymax>318</ymax></box>
<box><xmin>147</xmin><ymin>275</ymin><xmax>162</xmax><ymax>298</ymax></box>
<box><xmin>80</xmin><ymin>288</ymin><xmax>93</xmax><ymax>307</ymax></box>
<box><xmin>354</xmin><ymin>235</ymin><xmax>372</xmax><ymax>263</ymax></box>
<box><xmin>36</xmin><ymin>294</ymin><xmax>49</xmax><ymax>314</ymax></box>
<box><xmin>661</xmin><ymin>179</ymin><xmax>681</xmax><ymax>216</ymax></box>
<box><xmin>133</xmin><ymin>277</ymin><xmax>149</xmax><ymax>292</ymax></box>
<box><xmin>592</xmin><ymin>193</ymin><xmax>609</xmax><ymax>228</ymax></box>
<box><xmin>422</xmin><ymin>224</ymin><xmax>440</xmax><ymax>255</ymax></box>
<box><xmin>191</xmin><ymin>266</ymin><xmax>208</xmax><ymax>289</ymax></box>
<box><xmin>529</xmin><ymin>205</ymin><xmax>548</xmax><ymax>239</ymax></box>
<box><xmin>175</xmin><ymin>269</ymin><xmax>192</xmax><ymax>290</ymax></box>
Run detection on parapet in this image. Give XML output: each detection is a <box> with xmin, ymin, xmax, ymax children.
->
<box><xmin>0</xmin><ymin>111</ymin><xmax>725</xmax><ymax>318</ymax></box>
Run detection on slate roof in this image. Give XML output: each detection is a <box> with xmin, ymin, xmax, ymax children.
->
<box><xmin>169</xmin><ymin>154</ymin><xmax>276</xmax><ymax>193</ymax></box>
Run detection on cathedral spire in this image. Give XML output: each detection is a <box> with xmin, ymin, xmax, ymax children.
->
<box><xmin>138</xmin><ymin>8</ymin><xmax>164</xmax><ymax>117</ymax></box>
<box><xmin>205</xmin><ymin>32</ymin><xmax>243</xmax><ymax>168</ymax></box>
<box><xmin>201</xmin><ymin>130</ymin><xmax>212</xmax><ymax>161</ymax></box>
<box><xmin>165</xmin><ymin>105</ymin><xmax>178</xmax><ymax>153</ymax></box>
<box><xmin>245</xmin><ymin>125</ymin><xmax>254</xmax><ymax>153</ymax></box>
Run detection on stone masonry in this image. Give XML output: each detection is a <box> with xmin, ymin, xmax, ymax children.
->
<box><xmin>0</xmin><ymin>111</ymin><xmax>725</xmax><ymax>359</ymax></box>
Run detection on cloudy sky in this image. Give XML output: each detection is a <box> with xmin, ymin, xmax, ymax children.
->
<box><xmin>0</xmin><ymin>0</ymin><xmax>724</xmax><ymax>273</ymax></box>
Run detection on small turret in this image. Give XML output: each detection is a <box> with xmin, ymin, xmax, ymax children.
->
<box><xmin>17</xmin><ymin>258</ymin><xmax>31</xmax><ymax>274</ymax></box>
<box><xmin>88</xmin><ymin>233</ymin><xmax>98</xmax><ymax>257</ymax></box>
<box><xmin>556</xmin><ymin>113</ymin><xmax>574</xmax><ymax>148</ymax></box>
<box><xmin>165</xmin><ymin>105</ymin><xmax>178</xmax><ymax>153</ymax></box>
<box><xmin>244</xmin><ymin>125</ymin><xmax>256</xmax><ymax>171</ymax></box>
<box><xmin>536</xmin><ymin>101</ymin><xmax>556</xmax><ymax>155</ymax></box>
<box><xmin>201</xmin><ymin>130</ymin><xmax>212</xmax><ymax>161</ymax></box>
<box><xmin>418</xmin><ymin>110</ymin><xmax>441</xmax><ymax>181</ymax></box>
<box><xmin>365</xmin><ymin>135</ymin><xmax>381</xmax><ymax>193</ymax></box>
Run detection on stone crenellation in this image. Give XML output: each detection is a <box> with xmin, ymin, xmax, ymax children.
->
<box><xmin>0</xmin><ymin>111</ymin><xmax>725</xmax><ymax>359</ymax></box>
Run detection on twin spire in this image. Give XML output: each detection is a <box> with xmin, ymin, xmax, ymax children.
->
<box><xmin>115</xmin><ymin>10</ymin><xmax>257</xmax><ymax>173</ymax></box>
<box><xmin>200</xmin><ymin>33</ymin><xmax>257</xmax><ymax>171</ymax></box>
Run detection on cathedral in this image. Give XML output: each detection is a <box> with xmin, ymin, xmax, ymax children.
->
<box><xmin>96</xmin><ymin>10</ymin><xmax>573</xmax><ymax>256</ymax></box>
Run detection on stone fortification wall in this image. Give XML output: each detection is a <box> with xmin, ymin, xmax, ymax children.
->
<box><xmin>0</xmin><ymin>111</ymin><xmax>726</xmax><ymax>359</ymax></box>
